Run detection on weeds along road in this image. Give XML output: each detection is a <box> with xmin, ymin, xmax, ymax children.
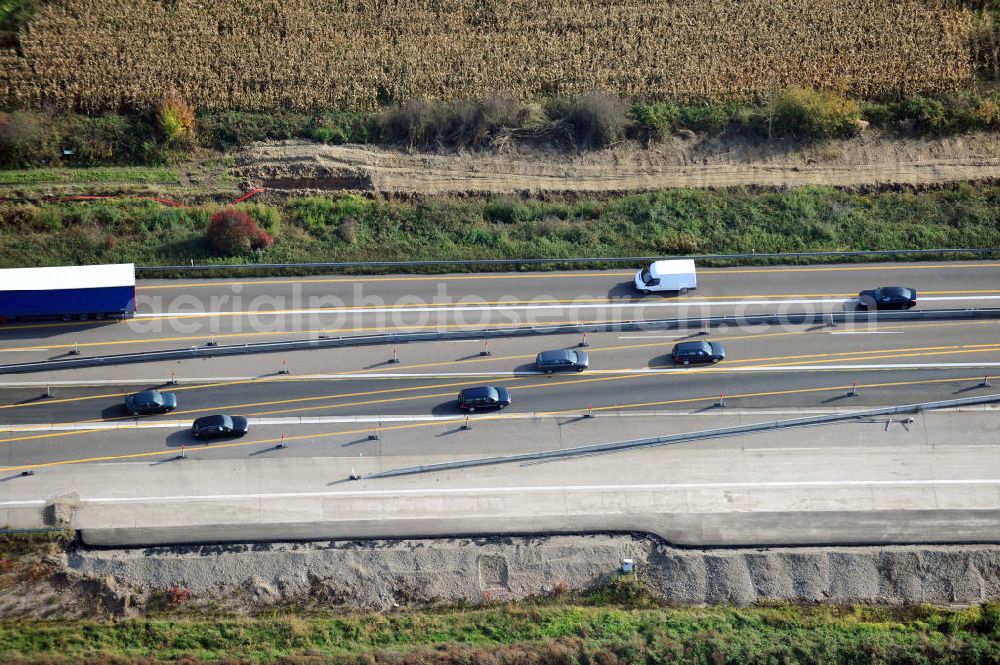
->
<box><xmin>1</xmin><ymin>261</ymin><xmax>999</xmax><ymax>363</ymax></box>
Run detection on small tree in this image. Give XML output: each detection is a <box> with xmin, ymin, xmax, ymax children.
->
<box><xmin>206</xmin><ymin>209</ymin><xmax>273</xmax><ymax>255</ymax></box>
<box><xmin>157</xmin><ymin>92</ymin><xmax>196</xmax><ymax>144</ymax></box>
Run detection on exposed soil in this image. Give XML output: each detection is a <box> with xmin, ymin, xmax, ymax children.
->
<box><xmin>236</xmin><ymin>131</ymin><xmax>1000</xmax><ymax>197</ymax></box>
<box><xmin>3</xmin><ymin>535</ymin><xmax>998</xmax><ymax>618</ymax></box>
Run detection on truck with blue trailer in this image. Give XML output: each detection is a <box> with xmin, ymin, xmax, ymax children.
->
<box><xmin>0</xmin><ymin>264</ymin><xmax>136</xmax><ymax>322</ymax></box>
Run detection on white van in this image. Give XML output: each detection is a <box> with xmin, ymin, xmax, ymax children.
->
<box><xmin>634</xmin><ymin>259</ymin><xmax>697</xmax><ymax>294</ymax></box>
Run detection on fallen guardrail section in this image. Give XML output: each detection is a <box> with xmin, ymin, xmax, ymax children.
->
<box><xmin>3</xmin><ymin>307</ymin><xmax>999</xmax><ymax>374</ymax></box>
<box><xmin>366</xmin><ymin>393</ymin><xmax>1000</xmax><ymax>479</ymax></box>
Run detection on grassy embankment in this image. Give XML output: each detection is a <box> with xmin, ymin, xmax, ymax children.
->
<box><xmin>1</xmin><ymin>184</ymin><xmax>998</xmax><ymax>271</ymax></box>
<box><xmin>0</xmin><ymin>599</ymin><xmax>997</xmax><ymax>664</ymax></box>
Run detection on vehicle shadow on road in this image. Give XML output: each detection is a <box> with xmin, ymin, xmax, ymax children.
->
<box><xmin>164</xmin><ymin>430</ymin><xmax>200</xmax><ymax>448</ymax></box>
<box><xmin>606</xmin><ymin>282</ymin><xmax>643</xmax><ymax>300</ymax></box>
<box><xmin>431</xmin><ymin>402</ymin><xmax>464</xmax><ymax>416</ymax></box>
<box><xmin>100</xmin><ymin>405</ymin><xmax>130</xmax><ymax>420</ymax></box>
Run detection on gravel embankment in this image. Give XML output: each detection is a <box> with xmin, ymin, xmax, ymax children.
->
<box><xmin>65</xmin><ymin>535</ymin><xmax>1000</xmax><ymax>612</ymax></box>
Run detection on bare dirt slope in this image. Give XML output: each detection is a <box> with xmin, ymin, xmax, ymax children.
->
<box><xmin>237</xmin><ymin>131</ymin><xmax>1000</xmax><ymax>196</ymax></box>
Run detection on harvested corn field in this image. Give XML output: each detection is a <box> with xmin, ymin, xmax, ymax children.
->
<box><xmin>0</xmin><ymin>0</ymin><xmax>980</xmax><ymax>112</ymax></box>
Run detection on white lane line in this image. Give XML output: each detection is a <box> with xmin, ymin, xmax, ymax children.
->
<box><xmin>1</xmin><ymin>478</ymin><xmax>999</xmax><ymax>507</ymax></box>
<box><xmin>829</xmin><ymin>331</ymin><xmax>904</xmax><ymax>335</ymax></box>
<box><xmin>135</xmin><ymin>294</ymin><xmax>1000</xmax><ymax>319</ymax></box>
<box><xmin>618</xmin><ymin>335</ymin><xmax>688</xmax><ymax>339</ymax></box>
<box><xmin>0</xmin><ymin>348</ymin><xmax>50</xmax><ymax>353</ymax></box>
<box><xmin>3</xmin><ymin>361</ymin><xmax>1000</xmax><ymax>388</ymax></box>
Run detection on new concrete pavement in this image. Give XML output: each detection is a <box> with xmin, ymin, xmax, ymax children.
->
<box><xmin>0</xmin><ymin>409</ymin><xmax>996</xmax><ymax>547</ymax></box>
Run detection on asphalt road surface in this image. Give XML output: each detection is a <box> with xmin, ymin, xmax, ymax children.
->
<box><xmin>2</xmin><ymin>261</ymin><xmax>999</xmax><ymax>363</ymax></box>
<box><xmin>0</xmin><ymin>316</ymin><xmax>998</xmax><ymax>470</ymax></box>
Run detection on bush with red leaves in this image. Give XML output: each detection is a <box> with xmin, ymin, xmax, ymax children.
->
<box><xmin>206</xmin><ymin>209</ymin><xmax>274</xmax><ymax>255</ymax></box>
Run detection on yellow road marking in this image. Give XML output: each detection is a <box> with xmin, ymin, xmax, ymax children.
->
<box><xmin>0</xmin><ymin>371</ymin><xmax>992</xmax><ymax>472</ymax></box>
<box><xmin>1</xmin><ymin>319</ymin><xmax>997</xmax><ymax>418</ymax></box>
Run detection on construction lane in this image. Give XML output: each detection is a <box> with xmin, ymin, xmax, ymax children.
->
<box><xmin>1</xmin><ymin>261</ymin><xmax>999</xmax><ymax>363</ymax></box>
<box><xmin>2</xmin><ymin>408</ymin><xmax>996</xmax><ymax>547</ymax></box>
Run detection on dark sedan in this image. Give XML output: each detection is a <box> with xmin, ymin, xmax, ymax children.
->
<box><xmin>457</xmin><ymin>386</ymin><xmax>511</xmax><ymax>412</ymax></box>
<box><xmin>124</xmin><ymin>390</ymin><xmax>177</xmax><ymax>416</ymax></box>
<box><xmin>856</xmin><ymin>286</ymin><xmax>917</xmax><ymax>311</ymax></box>
<box><xmin>671</xmin><ymin>340</ymin><xmax>726</xmax><ymax>365</ymax></box>
<box><xmin>192</xmin><ymin>414</ymin><xmax>249</xmax><ymax>440</ymax></box>
<box><xmin>535</xmin><ymin>349</ymin><xmax>590</xmax><ymax>374</ymax></box>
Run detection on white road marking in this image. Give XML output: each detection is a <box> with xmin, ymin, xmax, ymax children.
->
<box><xmin>618</xmin><ymin>335</ymin><xmax>688</xmax><ymax>339</ymax></box>
<box><xmin>1</xmin><ymin>477</ymin><xmax>999</xmax><ymax>507</ymax></box>
<box><xmin>2</xmin><ymin>362</ymin><xmax>1000</xmax><ymax>389</ymax></box>
<box><xmin>829</xmin><ymin>331</ymin><xmax>904</xmax><ymax>335</ymax></box>
<box><xmin>136</xmin><ymin>294</ymin><xmax>1000</xmax><ymax>319</ymax></box>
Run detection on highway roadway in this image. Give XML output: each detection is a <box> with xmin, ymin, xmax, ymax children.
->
<box><xmin>0</xmin><ymin>260</ymin><xmax>998</xmax><ymax>545</ymax></box>
<box><xmin>0</xmin><ymin>316</ymin><xmax>998</xmax><ymax>470</ymax></box>
<box><xmin>1</xmin><ymin>261</ymin><xmax>999</xmax><ymax>363</ymax></box>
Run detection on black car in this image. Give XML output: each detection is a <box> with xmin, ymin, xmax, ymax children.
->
<box><xmin>124</xmin><ymin>390</ymin><xmax>177</xmax><ymax>416</ymax></box>
<box><xmin>535</xmin><ymin>349</ymin><xmax>590</xmax><ymax>374</ymax></box>
<box><xmin>191</xmin><ymin>414</ymin><xmax>249</xmax><ymax>440</ymax></box>
<box><xmin>856</xmin><ymin>286</ymin><xmax>917</xmax><ymax>311</ymax></box>
<box><xmin>457</xmin><ymin>386</ymin><xmax>511</xmax><ymax>412</ymax></box>
<box><xmin>671</xmin><ymin>340</ymin><xmax>726</xmax><ymax>365</ymax></box>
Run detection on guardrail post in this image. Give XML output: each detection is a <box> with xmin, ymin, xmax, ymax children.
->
<box><xmin>480</xmin><ymin>340</ymin><xmax>491</xmax><ymax>357</ymax></box>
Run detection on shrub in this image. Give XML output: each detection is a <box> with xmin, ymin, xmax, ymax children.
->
<box><xmin>677</xmin><ymin>105</ymin><xmax>733</xmax><ymax>134</ymax></box>
<box><xmin>377</xmin><ymin>99</ymin><xmax>437</xmax><ymax>147</ymax></box>
<box><xmin>157</xmin><ymin>92</ymin><xmax>196</xmax><ymax>144</ymax></box>
<box><xmin>0</xmin><ymin>111</ymin><xmax>59</xmax><ymax>167</ymax></box>
<box><xmin>630</xmin><ymin>102</ymin><xmax>680</xmax><ymax>142</ymax></box>
<box><xmin>771</xmin><ymin>86</ymin><xmax>862</xmax><ymax>140</ymax></box>
<box><xmin>206</xmin><ymin>209</ymin><xmax>273</xmax><ymax>255</ymax></box>
<box><xmin>562</xmin><ymin>91</ymin><xmax>628</xmax><ymax>148</ymax></box>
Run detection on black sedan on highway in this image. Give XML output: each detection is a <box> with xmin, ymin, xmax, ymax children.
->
<box><xmin>192</xmin><ymin>414</ymin><xmax>249</xmax><ymax>440</ymax></box>
<box><xmin>856</xmin><ymin>286</ymin><xmax>917</xmax><ymax>310</ymax></box>
<box><xmin>457</xmin><ymin>386</ymin><xmax>511</xmax><ymax>412</ymax></box>
<box><xmin>535</xmin><ymin>349</ymin><xmax>590</xmax><ymax>374</ymax></box>
<box><xmin>671</xmin><ymin>340</ymin><xmax>726</xmax><ymax>365</ymax></box>
<box><xmin>124</xmin><ymin>390</ymin><xmax>177</xmax><ymax>416</ymax></box>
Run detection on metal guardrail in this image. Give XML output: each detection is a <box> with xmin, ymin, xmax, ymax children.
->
<box><xmin>2</xmin><ymin>307</ymin><xmax>999</xmax><ymax>375</ymax></box>
<box><xmin>366</xmin><ymin>393</ymin><xmax>1000</xmax><ymax>479</ymax></box>
<box><xmin>136</xmin><ymin>247</ymin><xmax>1000</xmax><ymax>273</ymax></box>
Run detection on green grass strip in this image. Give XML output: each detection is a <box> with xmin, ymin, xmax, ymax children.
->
<box><xmin>0</xmin><ymin>166</ymin><xmax>179</xmax><ymax>186</ymax></box>
<box><xmin>0</xmin><ymin>603</ymin><xmax>996</xmax><ymax>664</ymax></box>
